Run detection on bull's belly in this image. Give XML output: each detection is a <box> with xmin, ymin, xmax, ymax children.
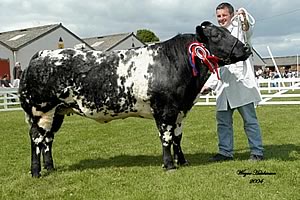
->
<box><xmin>73</xmin><ymin>100</ymin><xmax>154</xmax><ymax>123</ymax></box>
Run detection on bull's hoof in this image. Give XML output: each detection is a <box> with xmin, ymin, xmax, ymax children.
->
<box><xmin>31</xmin><ymin>172</ymin><xmax>41</xmax><ymax>178</ymax></box>
<box><xmin>44</xmin><ymin>165</ymin><xmax>55</xmax><ymax>171</ymax></box>
<box><xmin>162</xmin><ymin>164</ymin><xmax>177</xmax><ymax>171</ymax></box>
<box><xmin>174</xmin><ymin>159</ymin><xmax>189</xmax><ymax>166</ymax></box>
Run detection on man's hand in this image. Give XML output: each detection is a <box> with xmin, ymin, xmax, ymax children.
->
<box><xmin>200</xmin><ymin>86</ymin><xmax>212</xmax><ymax>95</ymax></box>
<box><xmin>237</xmin><ymin>9</ymin><xmax>249</xmax><ymax>31</ymax></box>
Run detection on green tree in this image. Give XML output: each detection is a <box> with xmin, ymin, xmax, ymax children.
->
<box><xmin>136</xmin><ymin>29</ymin><xmax>159</xmax><ymax>43</ymax></box>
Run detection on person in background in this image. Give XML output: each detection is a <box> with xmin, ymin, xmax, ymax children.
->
<box><xmin>1</xmin><ymin>74</ymin><xmax>13</xmax><ymax>88</ymax></box>
<box><xmin>13</xmin><ymin>62</ymin><xmax>22</xmax><ymax>80</ymax></box>
<box><xmin>12</xmin><ymin>70</ymin><xmax>22</xmax><ymax>88</ymax></box>
<box><xmin>200</xmin><ymin>2</ymin><xmax>264</xmax><ymax>161</ymax></box>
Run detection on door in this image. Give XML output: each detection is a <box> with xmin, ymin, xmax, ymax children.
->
<box><xmin>0</xmin><ymin>58</ymin><xmax>10</xmax><ymax>78</ymax></box>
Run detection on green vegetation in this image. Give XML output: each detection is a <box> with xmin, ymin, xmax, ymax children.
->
<box><xmin>0</xmin><ymin>105</ymin><xmax>299</xmax><ymax>200</ymax></box>
<box><xmin>136</xmin><ymin>29</ymin><xmax>159</xmax><ymax>43</ymax></box>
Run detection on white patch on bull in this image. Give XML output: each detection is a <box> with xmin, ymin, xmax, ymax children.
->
<box><xmin>59</xmin><ymin>87</ymin><xmax>75</xmax><ymax>104</ymax></box>
<box><xmin>33</xmin><ymin>135</ymin><xmax>44</xmax><ymax>145</ymax></box>
<box><xmin>44</xmin><ymin>145</ymin><xmax>50</xmax><ymax>153</ymax></box>
<box><xmin>34</xmin><ymin>107</ymin><xmax>56</xmax><ymax>132</ymax></box>
<box><xmin>162</xmin><ymin>125</ymin><xmax>173</xmax><ymax>146</ymax></box>
<box><xmin>68</xmin><ymin>48</ymin><xmax>158</xmax><ymax>123</ymax></box>
<box><xmin>39</xmin><ymin>49</ymin><xmax>65</xmax><ymax>60</ymax></box>
<box><xmin>115</xmin><ymin>48</ymin><xmax>156</xmax><ymax>118</ymax></box>
<box><xmin>36</xmin><ymin>146</ymin><xmax>40</xmax><ymax>156</ymax></box>
<box><xmin>38</xmin><ymin>102</ymin><xmax>47</xmax><ymax>108</ymax></box>
<box><xmin>174</xmin><ymin>124</ymin><xmax>182</xmax><ymax>137</ymax></box>
<box><xmin>45</xmin><ymin>137</ymin><xmax>53</xmax><ymax>143</ymax></box>
<box><xmin>32</xmin><ymin>107</ymin><xmax>43</xmax><ymax>116</ymax></box>
<box><xmin>174</xmin><ymin>112</ymin><xmax>185</xmax><ymax>136</ymax></box>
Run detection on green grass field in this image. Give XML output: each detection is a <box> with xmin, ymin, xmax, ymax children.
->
<box><xmin>0</xmin><ymin>105</ymin><xmax>299</xmax><ymax>200</ymax></box>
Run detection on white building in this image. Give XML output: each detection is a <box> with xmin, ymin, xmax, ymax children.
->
<box><xmin>0</xmin><ymin>23</ymin><xmax>92</xmax><ymax>79</ymax></box>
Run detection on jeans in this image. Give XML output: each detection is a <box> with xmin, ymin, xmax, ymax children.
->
<box><xmin>216</xmin><ymin>102</ymin><xmax>263</xmax><ymax>157</ymax></box>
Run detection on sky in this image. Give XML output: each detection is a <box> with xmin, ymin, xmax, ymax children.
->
<box><xmin>1</xmin><ymin>0</ymin><xmax>300</xmax><ymax>58</ymax></box>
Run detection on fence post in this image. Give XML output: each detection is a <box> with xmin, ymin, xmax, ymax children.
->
<box><xmin>268</xmin><ymin>78</ymin><xmax>271</xmax><ymax>93</ymax></box>
<box><xmin>4</xmin><ymin>93</ymin><xmax>8</xmax><ymax>110</ymax></box>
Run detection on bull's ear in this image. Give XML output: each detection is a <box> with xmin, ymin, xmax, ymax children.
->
<box><xmin>196</xmin><ymin>25</ymin><xmax>207</xmax><ymax>42</ymax></box>
<box><xmin>200</xmin><ymin>21</ymin><xmax>212</xmax><ymax>28</ymax></box>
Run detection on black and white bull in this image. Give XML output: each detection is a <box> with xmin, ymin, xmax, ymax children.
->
<box><xmin>19</xmin><ymin>22</ymin><xmax>251</xmax><ymax>177</ymax></box>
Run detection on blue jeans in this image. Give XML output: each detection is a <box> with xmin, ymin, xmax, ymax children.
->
<box><xmin>216</xmin><ymin>102</ymin><xmax>263</xmax><ymax>157</ymax></box>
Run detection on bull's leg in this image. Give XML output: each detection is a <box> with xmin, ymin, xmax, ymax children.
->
<box><xmin>41</xmin><ymin>132</ymin><xmax>54</xmax><ymax>171</ymax></box>
<box><xmin>157</xmin><ymin>122</ymin><xmax>176</xmax><ymax>170</ymax></box>
<box><xmin>29</xmin><ymin>107</ymin><xmax>58</xmax><ymax>177</ymax></box>
<box><xmin>29</xmin><ymin>123</ymin><xmax>45</xmax><ymax>178</ymax></box>
<box><xmin>173</xmin><ymin>123</ymin><xmax>188</xmax><ymax>166</ymax></box>
<box><xmin>42</xmin><ymin>114</ymin><xmax>64</xmax><ymax>171</ymax></box>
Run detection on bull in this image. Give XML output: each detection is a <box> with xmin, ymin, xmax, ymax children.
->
<box><xmin>19</xmin><ymin>21</ymin><xmax>251</xmax><ymax>177</ymax></box>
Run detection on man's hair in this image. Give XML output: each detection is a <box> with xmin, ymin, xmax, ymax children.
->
<box><xmin>216</xmin><ymin>2</ymin><xmax>234</xmax><ymax>15</ymax></box>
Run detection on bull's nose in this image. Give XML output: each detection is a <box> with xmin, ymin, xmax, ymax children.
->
<box><xmin>244</xmin><ymin>44</ymin><xmax>251</xmax><ymax>53</ymax></box>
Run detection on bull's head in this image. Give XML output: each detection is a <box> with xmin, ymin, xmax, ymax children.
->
<box><xmin>195</xmin><ymin>21</ymin><xmax>252</xmax><ymax>65</ymax></box>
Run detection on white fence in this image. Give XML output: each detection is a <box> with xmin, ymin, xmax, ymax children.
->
<box><xmin>196</xmin><ymin>77</ymin><xmax>300</xmax><ymax>106</ymax></box>
<box><xmin>0</xmin><ymin>88</ymin><xmax>22</xmax><ymax>112</ymax></box>
<box><xmin>1</xmin><ymin>78</ymin><xmax>300</xmax><ymax>111</ymax></box>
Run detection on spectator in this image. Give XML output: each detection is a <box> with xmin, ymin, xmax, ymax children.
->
<box><xmin>1</xmin><ymin>74</ymin><xmax>13</xmax><ymax>88</ymax></box>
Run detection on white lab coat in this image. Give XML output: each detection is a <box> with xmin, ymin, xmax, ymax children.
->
<box><xmin>204</xmin><ymin>22</ymin><xmax>262</xmax><ymax>111</ymax></box>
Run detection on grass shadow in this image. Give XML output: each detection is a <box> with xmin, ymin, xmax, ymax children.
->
<box><xmin>64</xmin><ymin>152</ymin><xmax>215</xmax><ymax>172</ymax></box>
<box><xmin>234</xmin><ymin>143</ymin><xmax>300</xmax><ymax>161</ymax></box>
<box><xmin>62</xmin><ymin>143</ymin><xmax>299</xmax><ymax>172</ymax></box>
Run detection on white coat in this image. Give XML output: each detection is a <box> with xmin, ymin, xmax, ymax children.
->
<box><xmin>204</xmin><ymin>21</ymin><xmax>262</xmax><ymax>111</ymax></box>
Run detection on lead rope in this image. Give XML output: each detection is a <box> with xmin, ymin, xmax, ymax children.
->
<box><xmin>231</xmin><ymin>8</ymin><xmax>255</xmax><ymax>81</ymax></box>
<box><xmin>231</xmin><ymin>7</ymin><xmax>255</xmax><ymax>45</ymax></box>
<box><xmin>188</xmin><ymin>42</ymin><xmax>220</xmax><ymax>79</ymax></box>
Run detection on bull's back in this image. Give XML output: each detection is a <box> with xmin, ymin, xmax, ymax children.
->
<box><xmin>19</xmin><ymin>48</ymin><xmax>155</xmax><ymax>122</ymax></box>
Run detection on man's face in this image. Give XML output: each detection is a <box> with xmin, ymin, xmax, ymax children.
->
<box><xmin>216</xmin><ymin>7</ymin><xmax>233</xmax><ymax>28</ymax></box>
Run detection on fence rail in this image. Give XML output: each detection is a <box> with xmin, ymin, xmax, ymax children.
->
<box><xmin>196</xmin><ymin>77</ymin><xmax>300</xmax><ymax>106</ymax></box>
<box><xmin>1</xmin><ymin>78</ymin><xmax>300</xmax><ymax>111</ymax></box>
<box><xmin>0</xmin><ymin>88</ymin><xmax>22</xmax><ymax>112</ymax></box>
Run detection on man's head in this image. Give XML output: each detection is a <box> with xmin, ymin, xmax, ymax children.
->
<box><xmin>216</xmin><ymin>2</ymin><xmax>234</xmax><ymax>28</ymax></box>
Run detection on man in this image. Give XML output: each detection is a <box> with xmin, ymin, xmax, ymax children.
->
<box><xmin>13</xmin><ymin>62</ymin><xmax>22</xmax><ymax>80</ymax></box>
<box><xmin>201</xmin><ymin>2</ymin><xmax>264</xmax><ymax>161</ymax></box>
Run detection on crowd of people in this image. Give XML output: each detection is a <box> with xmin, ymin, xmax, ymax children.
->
<box><xmin>255</xmin><ymin>67</ymin><xmax>299</xmax><ymax>80</ymax></box>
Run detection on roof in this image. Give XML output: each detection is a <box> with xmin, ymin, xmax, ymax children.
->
<box><xmin>252</xmin><ymin>48</ymin><xmax>266</xmax><ymax>67</ymax></box>
<box><xmin>263</xmin><ymin>56</ymin><xmax>298</xmax><ymax>67</ymax></box>
<box><xmin>83</xmin><ymin>32</ymin><xmax>137</xmax><ymax>51</ymax></box>
<box><xmin>0</xmin><ymin>23</ymin><xmax>92</xmax><ymax>50</ymax></box>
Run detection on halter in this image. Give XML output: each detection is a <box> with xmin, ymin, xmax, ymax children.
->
<box><xmin>188</xmin><ymin>42</ymin><xmax>220</xmax><ymax>79</ymax></box>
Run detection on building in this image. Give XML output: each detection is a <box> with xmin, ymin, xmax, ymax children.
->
<box><xmin>263</xmin><ymin>55</ymin><xmax>300</xmax><ymax>73</ymax></box>
<box><xmin>83</xmin><ymin>32</ymin><xmax>145</xmax><ymax>52</ymax></box>
<box><xmin>0</xmin><ymin>23</ymin><xmax>92</xmax><ymax>79</ymax></box>
<box><xmin>253</xmin><ymin>48</ymin><xmax>266</xmax><ymax>70</ymax></box>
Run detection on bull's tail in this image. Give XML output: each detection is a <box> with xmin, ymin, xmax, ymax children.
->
<box><xmin>24</xmin><ymin>112</ymin><xmax>33</xmax><ymax>128</ymax></box>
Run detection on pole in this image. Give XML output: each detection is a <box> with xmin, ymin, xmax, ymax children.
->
<box><xmin>267</xmin><ymin>46</ymin><xmax>285</xmax><ymax>88</ymax></box>
<box><xmin>297</xmin><ymin>54</ymin><xmax>299</xmax><ymax>77</ymax></box>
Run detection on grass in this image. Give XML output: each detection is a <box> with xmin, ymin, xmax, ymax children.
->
<box><xmin>0</xmin><ymin>105</ymin><xmax>299</xmax><ymax>200</ymax></box>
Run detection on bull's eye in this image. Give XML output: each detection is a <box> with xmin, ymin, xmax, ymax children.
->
<box><xmin>211</xmin><ymin>34</ymin><xmax>221</xmax><ymax>43</ymax></box>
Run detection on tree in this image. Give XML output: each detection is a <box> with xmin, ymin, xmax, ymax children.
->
<box><xmin>136</xmin><ymin>29</ymin><xmax>159</xmax><ymax>43</ymax></box>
